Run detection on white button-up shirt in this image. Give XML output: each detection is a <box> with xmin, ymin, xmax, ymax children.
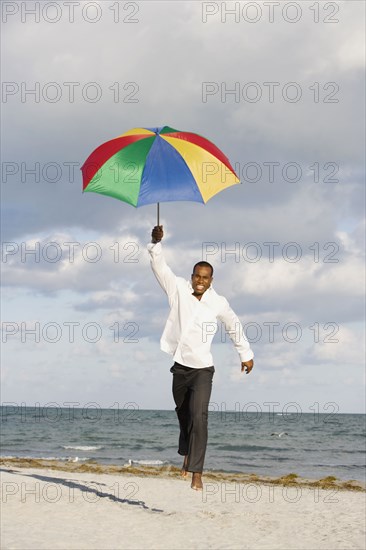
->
<box><xmin>148</xmin><ymin>242</ymin><xmax>254</xmax><ymax>369</ymax></box>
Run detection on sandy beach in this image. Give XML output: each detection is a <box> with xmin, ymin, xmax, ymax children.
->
<box><xmin>1</xmin><ymin>459</ymin><xmax>365</xmax><ymax>550</ymax></box>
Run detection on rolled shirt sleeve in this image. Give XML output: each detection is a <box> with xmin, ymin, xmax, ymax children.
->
<box><xmin>147</xmin><ymin>242</ymin><xmax>177</xmax><ymax>302</ymax></box>
<box><xmin>218</xmin><ymin>299</ymin><xmax>254</xmax><ymax>363</ymax></box>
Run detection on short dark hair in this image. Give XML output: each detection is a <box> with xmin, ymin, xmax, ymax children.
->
<box><xmin>192</xmin><ymin>261</ymin><xmax>214</xmax><ymax>277</ymax></box>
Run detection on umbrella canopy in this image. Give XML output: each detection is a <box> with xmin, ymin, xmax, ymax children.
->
<box><xmin>82</xmin><ymin>126</ymin><xmax>240</xmax><ymax>209</ymax></box>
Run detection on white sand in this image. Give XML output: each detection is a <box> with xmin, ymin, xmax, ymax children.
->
<box><xmin>1</xmin><ymin>467</ymin><xmax>365</xmax><ymax>550</ymax></box>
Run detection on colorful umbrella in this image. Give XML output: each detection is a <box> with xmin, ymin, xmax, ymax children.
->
<box><xmin>81</xmin><ymin>126</ymin><xmax>239</xmax><ymax>223</ymax></box>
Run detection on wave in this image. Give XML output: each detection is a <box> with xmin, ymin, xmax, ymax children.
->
<box><xmin>1</xmin><ymin>454</ymin><xmax>89</xmax><ymax>462</ymax></box>
<box><xmin>127</xmin><ymin>459</ymin><xmax>168</xmax><ymax>466</ymax></box>
<box><xmin>310</xmin><ymin>463</ymin><xmax>366</xmax><ymax>470</ymax></box>
<box><xmin>61</xmin><ymin>445</ymin><xmax>103</xmax><ymax>451</ymax></box>
<box><xmin>214</xmin><ymin>444</ymin><xmax>286</xmax><ymax>452</ymax></box>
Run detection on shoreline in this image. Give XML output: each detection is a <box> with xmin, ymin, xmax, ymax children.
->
<box><xmin>1</xmin><ymin>457</ymin><xmax>364</xmax><ymax>492</ymax></box>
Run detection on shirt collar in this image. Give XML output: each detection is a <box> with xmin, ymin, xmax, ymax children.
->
<box><xmin>187</xmin><ymin>281</ymin><xmax>213</xmax><ymax>300</ymax></box>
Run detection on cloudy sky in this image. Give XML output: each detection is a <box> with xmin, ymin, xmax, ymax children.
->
<box><xmin>1</xmin><ymin>0</ymin><xmax>365</xmax><ymax>414</ymax></box>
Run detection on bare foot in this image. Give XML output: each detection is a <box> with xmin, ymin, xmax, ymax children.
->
<box><xmin>191</xmin><ymin>472</ymin><xmax>203</xmax><ymax>491</ymax></box>
<box><xmin>181</xmin><ymin>455</ymin><xmax>188</xmax><ymax>478</ymax></box>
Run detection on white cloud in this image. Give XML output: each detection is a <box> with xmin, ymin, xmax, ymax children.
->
<box><xmin>309</xmin><ymin>325</ymin><xmax>365</xmax><ymax>365</ymax></box>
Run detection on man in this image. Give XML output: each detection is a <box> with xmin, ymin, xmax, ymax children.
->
<box><xmin>148</xmin><ymin>225</ymin><xmax>254</xmax><ymax>490</ymax></box>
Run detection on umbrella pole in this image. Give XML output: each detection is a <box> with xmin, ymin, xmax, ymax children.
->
<box><xmin>157</xmin><ymin>202</ymin><xmax>160</xmax><ymax>226</ymax></box>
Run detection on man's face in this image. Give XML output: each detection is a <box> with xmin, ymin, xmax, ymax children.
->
<box><xmin>191</xmin><ymin>266</ymin><xmax>213</xmax><ymax>297</ymax></box>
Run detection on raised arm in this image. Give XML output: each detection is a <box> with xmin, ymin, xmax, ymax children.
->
<box><xmin>218</xmin><ymin>300</ymin><xmax>254</xmax><ymax>374</ymax></box>
<box><xmin>147</xmin><ymin>226</ymin><xmax>177</xmax><ymax>299</ymax></box>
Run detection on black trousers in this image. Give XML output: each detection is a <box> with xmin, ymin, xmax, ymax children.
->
<box><xmin>170</xmin><ymin>362</ymin><xmax>214</xmax><ymax>473</ymax></box>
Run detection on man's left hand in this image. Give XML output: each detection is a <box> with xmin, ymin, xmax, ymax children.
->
<box><xmin>241</xmin><ymin>360</ymin><xmax>254</xmax><ymax>374</ymax></box>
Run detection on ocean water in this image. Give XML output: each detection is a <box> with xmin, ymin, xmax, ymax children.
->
<box><xmin>1</xmin><ymin>407</ymin><xmax>365</xmax><ymax>482</ymax></box>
